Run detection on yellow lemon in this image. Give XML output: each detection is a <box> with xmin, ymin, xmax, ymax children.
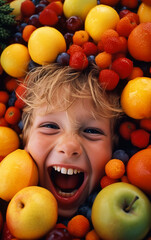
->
<box><xmin>137</xmin><ymin>2</ymin><xmax>151</xmax><ymax>23</ymax></box>
<box><xmin>63</xmin><ymin>0</ymin><xmax>97</xmax><ymax>21</ymax></box>
<box><xmin>0</xmin><ymin>127</ymin><xmax>20</xmax><ymax>157</ymax></box>
<box><xmin>85</xmin><ymin>4</ymin><xmax>120</xmax><ymax>42</ymax></box>
<box><xmin>10</xmin><ymin>0</ymin><xmax>25</xmax><ymax>17</ymax></box>
<box><xmin>0</xmin><ymin>149</ymin><xmax>38</xmax><ymax>201</ymax></box>
<box><xmin>0</xmin><ymin>43</ymin><xmax>30</xmax><ymax>78</ymax></box>
<box><xmin>121</xmin><ymin>77</ymin><xmax>151</xmax><ymax>119</ymax></box>
<box><xmin>28</xmin><ymin>26</ymin><xmax>66</xmax><ymax>65</ymax></box>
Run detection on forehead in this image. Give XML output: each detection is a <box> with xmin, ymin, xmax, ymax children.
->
<box><xmin>33</xmin><ymin>98</ymin><xmax>104</xmax><ymax>120</ymax></box>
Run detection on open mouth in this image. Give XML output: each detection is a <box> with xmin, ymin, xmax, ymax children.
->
<box><xmin>48</xmin><ymin>166</ymin><xmax>85</xmax><ymax>198</ymax></box>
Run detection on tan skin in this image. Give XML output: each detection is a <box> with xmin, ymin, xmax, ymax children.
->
<box><xmin>25</xmin><ymin>99</ymin><xmax>113</xmax><ymax>217</ymax></box>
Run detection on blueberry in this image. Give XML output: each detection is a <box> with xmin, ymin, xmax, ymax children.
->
<box><xmin>56</xmin><ymin>52</ymin><xmax>70</xmax><ymax>66</ymax></box>
<box><xmin>8</xmin><ymin>91</ymin><xmax>16</xmax><ymax>106</ymax></box>
<box><xmin>87</xmin><ymin>191</ymin><xmax>98</xmax><ymax>207</ymax></box>
<box><xmin>87</xmin><ymin>55</ymin><xmax>95</xmax><ymax>65</ymax></box>
<box><xmin>18</xmin><ymin>120</ymin><xmax>24</xmax><ymax>131</ymax></box>
<box><xmin>112</xmin><ymin>149</ymin><xmax>129</xmax><ymax>164</ymax></box>
<box><xmin>28</xmin><ymin>60</ymin><xmax>40</xmax><ymax>71</ymax></box>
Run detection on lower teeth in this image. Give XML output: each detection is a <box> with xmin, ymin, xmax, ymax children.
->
<box><xmin>58</xmin><ymin>189</ymin><xmax>77</xmax><ymax>197</ymax></box>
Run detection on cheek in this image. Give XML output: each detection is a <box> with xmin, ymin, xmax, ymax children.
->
<box><xmin>25</xmin><ymin>135</ymin><xmax>47</xmax><ymax>165</ymax></box>
<box><xmin>89</xmin><ymin>141</ymin><xmax>112</xmax><ymax>191</ymax></box>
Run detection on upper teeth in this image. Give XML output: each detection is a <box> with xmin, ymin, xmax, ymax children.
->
<box><xmin>53</xmin><ymin>166</ymin><xmax>81</xmax><ymax>175</ymax></box>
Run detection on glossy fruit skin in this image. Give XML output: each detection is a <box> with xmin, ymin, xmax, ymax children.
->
<box><xmin>45</xmin><ymin>228</ymin><xmax>72</xmax><ymax>240</ymax></box>
<box><xmin>63</xmin><ymin>0</ymin><xmax>97</xmax><ymax>21</ymax></box>
<box><xmin>0</xmin><ymin>149</ymin><xmax>38</xmax><ymax>201</ymax></box>
<box><xmin>6</xmin><ymin>186</ymin><xmax>58</xmax><ymax>239</ymax></box>
<box><xmin>121</xmin><ymin>77</ymin><xmax>151</xmax><ymax>119</ymax></box>
<box><xmin>0</xmin><ymin>44</ymin><xmax>30</xmax><ymax>78</ymax></box>
<box><xmin>127</xmin><ymin>148</ymin><xmax>151</xmax><ymax>195</ymax></box>
<box><xmin>91</xmin><ymin>182</ymin><xmax>151</xmax><ymax>240</ymax></box>
<box><xmin>85</xmin><ymin>4</ymin><xmax>120</xmax><ymax>42</ymax></box>
<box><xmin>28</xmin><ymin>26</ymin><xmax>66</xmax><ymax>65</ymax></box>
<box><xmin>66</xmin><ymin>16</ymin><xmax>83</xmax><ymax>33</ymax></box>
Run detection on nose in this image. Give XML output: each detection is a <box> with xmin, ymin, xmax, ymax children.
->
<box><xmin>56</xmin><ymin>134</ymin><xmax>82</xmax><ymax>158</ymax></box>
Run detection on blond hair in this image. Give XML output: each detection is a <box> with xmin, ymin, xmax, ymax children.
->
<box><xmin>22</xmin><ymin>63</ymin><xmax>122</xmax><ymax>143</ymax></box>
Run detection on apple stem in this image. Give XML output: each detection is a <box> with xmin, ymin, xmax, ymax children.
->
<box><xmin>125</xmin><ymin>196</ymin><xmax>139</xmax><ymax>212</ymax></box>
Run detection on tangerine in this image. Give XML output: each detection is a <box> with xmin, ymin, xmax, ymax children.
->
<box><xmin>121</xmin><ymin>77</ymin><xmax>151</xmax><ymax>119</ymax></box>
<box><xmin>0</xmin><ymin>127</ymin><xmax>20</xmax><ymax>157</ymax></box>
<box><xmin>105</xmin><ymin>159</ymin><xmax>125</xmax><ymax>179</ymax></box>
<box><xmin>127</xmin><ymin>148</ymin><xmax>151</xmax><ymax>195</ymax></box>
<box><xmin>128</xmin><ymin>22</ymin><xmax>151</xmax><ymax>62</ymax></box>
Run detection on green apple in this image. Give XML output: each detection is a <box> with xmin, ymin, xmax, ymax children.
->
<box><xmin>63</xmin><ymin>0</ymin><xmax>97</xmax><ymax>21</ymax></box>
<box><xmin>6</xmin><ymin>186</ymin><xmax>58</xmax><ymax>239</ymax></box>
<box><xmin>91</xmin><ymin>182</ymin><xmax>151</xmax><ymax>240</ymax></box>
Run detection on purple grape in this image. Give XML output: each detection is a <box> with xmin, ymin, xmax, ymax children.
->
<box><xmin>66</xmin><ymin>16</ymin><xmax>83</xmax><ymax>33</ymax></box>
<box><xmin>56</xmin><ymin>52</ymin><xmax>70</xmax><ymax>66</ymax></box>
<box><xmin>12</xmin><ymin>32</ymin><xmax>26</xmax><ymax>45</ymax></box>
<box><xmin>45</xmin><ymin>228</ymin><xmax>72</xmax><ymax>240</ymax></box>
<box><xmin>35</xmin><ymin>3</ymin><xmax>46</xmax><ymax>13</ymax></box>
<box><xmin>28</xmin><ymin>14</ymin><xmax>42</xmax><ymax>28</ymax></box>
<box><xmin>112</xmin><ymin>149</ymin><xmax>129</xmax><ymax>164</ymax></box>
<box><xmin>64</xmin><ymin>32</ymin><xmax>73</xmax><ymax>48</ymax></box>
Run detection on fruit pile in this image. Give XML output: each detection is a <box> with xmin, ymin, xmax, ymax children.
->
<box><xmin>0</xmin><ymin>0</ymin><xmax>151</xmax><ymax>239</ymax></box>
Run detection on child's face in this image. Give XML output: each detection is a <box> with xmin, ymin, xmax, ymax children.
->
<box><xmin>25</xmin><ymin>99</ymin><xmax>112</xmax><ymax>217</ymax></box>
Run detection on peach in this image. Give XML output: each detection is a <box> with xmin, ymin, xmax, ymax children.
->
<box><xmin>0</xmin><ymin>149</ymin><xmax>38</xmax><ymax>201</ymax></box>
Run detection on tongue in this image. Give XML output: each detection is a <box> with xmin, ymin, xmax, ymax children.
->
<box><xmin>54</xmin><ymin>172</ymin><xmax>81</xmax><ymax>191</ymax></box>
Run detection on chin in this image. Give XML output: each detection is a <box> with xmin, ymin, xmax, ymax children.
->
<box><xmin>58</xmin><ymin>206</ymin><xmax>79</xmax><ymax>217</ymax></box>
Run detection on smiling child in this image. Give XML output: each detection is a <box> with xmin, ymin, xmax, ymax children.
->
<box><xmin>22</xmin><ymin>63</ymin><xmax>121</xmax><ymax>217</ymax></box>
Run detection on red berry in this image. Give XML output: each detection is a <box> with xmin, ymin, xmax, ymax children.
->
<box><xmin>119</xmin><ymin>121</ymin><xmax>136</xmax><ymax>140</ymax></box>
<box><xmin>14</xmin><ymin>98</ymin><xmax>25</xmax><ymax>109</ymax></box>
<box><xmin>100</xmin><ymin>175</ymin><xmax>119</xmax><ymax>189</ymax></box>
<box><xmin>111</xmin><ymin>57</ymin><xmax>133</xmax><ymax>79</ymax></box>
<box><xmin>102</xmin><ymin>36</ymin><xmax>122</xmax><ymax>54</ymax></box>
<box><xmin>131</xmin><ymin>129</ymin><xmax>150</xmax><ymax>148</ymax></box>
<box><xmin>67</xmin><ymin>44</ymin><xmax>83</xmax><ymax>55</ymax></box>
<box><xmin>99</xmin><ymin>69</ymin><xmax>119</xmax><ymax>91</ymax></box>
<box><xmin>116</xmin><ymin>15</ymin><xmax>138</xmax><ymax>37</ymax></box>
<box><xmin>45</xmin><ymin>1</ymin><xmax>63</xmax><ymax>16</ymax></box>
<box><xmin>39</xmin><ymin>8</ymin><xmax>58</xmax><ymax>26</ymax></box>
<box><xmin>21</xmin><ymin>0</ymin><xmax>36</xmax><ymax>17</ymax></box>
<box><xmin>69</xmin><ymin>51</ymin><xmax>88</xmax><ymax>70</ymax></box>
<box><xmin>82</xmin><ymin>41</ymin><xmax>98</xmax><ymax>56</ymax></box>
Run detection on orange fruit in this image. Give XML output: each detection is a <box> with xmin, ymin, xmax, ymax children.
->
<box><xmin>127</xmin><ymin>148</ymin><xmax>151</xmax><ymax>195</ymax></box>
<box><xmin>105</xmin><ymin>159</ymin><xmax>125</xmax><ymax>179</ymax></box>
<box><xmin>121</xmin><ymin>77</ymin><xmax>151</xmax><ymax>119</ymax></box>
<box><xmin>67</xmin><ymin>215</ymin><xmax>90</xmax><ymax>238</ymax></box>
<box><xmin>0</xmin><ymin>127</ymin><xmax>20</xmax><ymax>157</ymax></box>
<box><xmin>138</xmin><ymin>2</ymin><xmax>151</xmax><ymax>23</ymax></box>
<box><xmin>86</xmin><ymin>229</ymin><xmax>100</xmax><ymax>240</ymax></box>
<box><xmin>128</xmin><ymin>22</ymin><xmax>151</xmax><ymax>62</ymax></box>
